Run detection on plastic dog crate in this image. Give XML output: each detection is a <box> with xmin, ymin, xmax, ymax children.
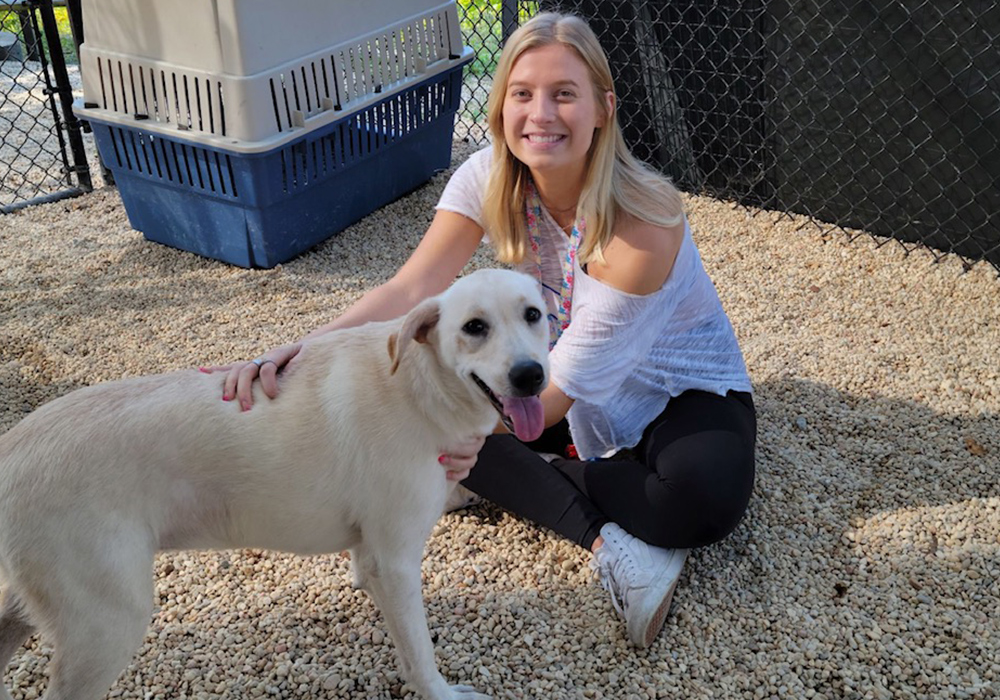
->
<box><xmin>74</xmin><ymin>0</ymin><xmax>472</xmax><ymax>267</ymax></box>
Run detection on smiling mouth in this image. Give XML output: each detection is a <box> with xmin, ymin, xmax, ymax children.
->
<box><xmin>472</xmin><ymin>373</ymin><xmax>516</xmax><ymax>433</ymax></box>
<box><xmin>525</xmin><ymin>134</ymin><xmax>565</xmax><ymax>144</ymax></box>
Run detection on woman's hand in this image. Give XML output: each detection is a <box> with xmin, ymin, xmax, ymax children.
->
<box><xmin>199</xmin><ymin>341</ymin><xmax>303</xmax><ymax>411</ymax></box>
<box><xmin>438</xmin><ymin>434</ymin><xmax>487</xmax><ymax>481</ymax></box>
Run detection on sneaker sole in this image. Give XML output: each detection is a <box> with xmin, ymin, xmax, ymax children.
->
<box><xmin>641</xmin><ymin>578</ymin><xmax>678</xmax><ymax>648</ymax></box>
<box><xmin>632</xmin><ymin>548</ymin><xmax>689</xmax><ymax>648</ymax></box>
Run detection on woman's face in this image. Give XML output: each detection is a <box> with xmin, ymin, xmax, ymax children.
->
<box><xmin>501</xmin><ymin>43</ymin><xmax>612</xmax><ymax>183</ymax></box>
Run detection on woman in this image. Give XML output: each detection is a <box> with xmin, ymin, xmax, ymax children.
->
<box><xmin>208</xmin><ymin>12</ymin><xmax>756</xmax><ymax>649</ymax></box>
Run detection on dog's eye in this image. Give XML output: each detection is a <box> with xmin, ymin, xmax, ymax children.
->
<box><xmin>525</xmin><ymin>307</ymin><xmax>542</xmax><ymax>323</ymax></box>
<box><xmin>462</xmin><ymin>319</ymin><xmax>488</xmax><ymax>336</ymax></box>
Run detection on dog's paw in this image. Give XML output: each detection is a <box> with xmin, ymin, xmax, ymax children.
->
<box><xmin>449</xmin><ymin>685</ymin><xmax>492</xmax><ymax>699</ymax></box>
<box><xmin>442</xmin><ymin>485</ymin><xmax>483</xmax><ymax>513</ymax></box>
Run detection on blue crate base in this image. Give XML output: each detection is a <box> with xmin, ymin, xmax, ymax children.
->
<box><xmin>88</xmin><ymin>67</ymin><xmax>465</xmax><ymax>268</ymax></box>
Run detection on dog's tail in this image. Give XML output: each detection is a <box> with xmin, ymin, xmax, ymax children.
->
<box><xmin>0</xmin><ymin>589</ymin><xmax>33</xmax><ymax>699</ymax></box>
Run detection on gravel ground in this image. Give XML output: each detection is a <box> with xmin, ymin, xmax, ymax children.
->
<box><xmin>1</xmin><ymin>137</ymin><xmax>999</xmax><ymax>700</ymax></box>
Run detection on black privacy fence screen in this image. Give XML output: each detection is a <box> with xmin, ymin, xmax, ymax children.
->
<box><xmin>457</xmin><ymin>0</ymin><xmax>1000</xmax><ymax>273</ymax></box>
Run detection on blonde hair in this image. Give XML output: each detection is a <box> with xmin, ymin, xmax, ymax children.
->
<box><xmin>482</xmin><ymin>12</ymin><xmax>684</xmax><ymax>265</ymax></box>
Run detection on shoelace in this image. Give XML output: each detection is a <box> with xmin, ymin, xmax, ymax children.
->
<box><xmin>590</xmin><ymin>547</ymin><xmax>639</xmax><ymax>617</ymax></box>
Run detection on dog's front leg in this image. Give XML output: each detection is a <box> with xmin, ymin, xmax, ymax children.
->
<box><xmin>354</xmin><ymin>544</ymin><xmax>491</xmax><ymax>700</ymax></box>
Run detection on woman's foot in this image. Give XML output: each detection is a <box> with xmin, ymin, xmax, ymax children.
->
<box><xmin>590</xmin><ymin>522</ymin><xmax>689</xmax><ymax>647</ymax></box>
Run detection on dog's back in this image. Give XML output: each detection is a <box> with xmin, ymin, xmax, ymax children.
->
<box><xmin>0</xmin><ymin>318</ymin><xmax>452</xmax><ymax>558</ymax></box>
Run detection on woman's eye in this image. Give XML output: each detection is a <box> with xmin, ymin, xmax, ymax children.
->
<box><xmin>463</xmin><ymin>319</ymin><xmax>488</xmax><ymax>336</ymax></box>
<box><xmin>525</xmin><ymin>307</ymin><xmax>542</xmax><ymax>323</ymax></box>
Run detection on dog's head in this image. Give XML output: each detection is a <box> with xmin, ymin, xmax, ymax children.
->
<box><xmin>389</xmin><ymin>269</ymin><xmax>550</xmax><ymax>442</ymax></box>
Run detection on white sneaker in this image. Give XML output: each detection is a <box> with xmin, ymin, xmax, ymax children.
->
<box><xmin>590</xmin><ymin>522</ymin><xmax>689</xmax><ymax>648</ymax></box>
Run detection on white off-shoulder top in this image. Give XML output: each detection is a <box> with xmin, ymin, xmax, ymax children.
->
<box><xmin>437</xmin><ymin>147</ymin><xmax>752</xmax><ymax>459</ymax></box>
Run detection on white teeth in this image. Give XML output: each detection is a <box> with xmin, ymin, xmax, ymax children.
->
<box><xmin>527</xmin><ymin>134</ymin><xmax>563</xmax><ymax>143</ymax></box>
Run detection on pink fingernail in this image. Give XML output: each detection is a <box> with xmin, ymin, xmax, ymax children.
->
<box><xmin>241</xmin><ymin>402</ymin><xmax>250</xmax><ymax>412</ymax></box>
<box><xmin>222</xmin><ymin>394</ymin><xmax>230</xmax><ymax>401</ymax></box>
<box><xmin>438</xmin><ymin>455</ymin><xmax>447</xmax><ymax>464</ymax></box>
<box><xmin>198</xmin><ymin>367</ymin><xmax>209</xmax><ymax>373</ymax></box>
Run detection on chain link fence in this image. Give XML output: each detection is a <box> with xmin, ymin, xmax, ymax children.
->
<box><xmin>0</xmin><ymin>0</ymin><xmax>90</xmax><ymax>213</ymax></box>
<box><xmin>3</xmin><ymin>1</ymin><xmax>997</xmax><ymax>273</ymax></box>
<box><xmin>456</xmin><ymin>0</ymin><xmax>1000</xmax><ymax>273</ymax></box>
<box><xmin>454</xmin><ymin>1</ymin><xmax>539</xmax><ymax>143</ymax></box>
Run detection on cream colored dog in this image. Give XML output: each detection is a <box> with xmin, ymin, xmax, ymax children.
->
<box><xmin>0</xmin><ymin>268</ymin><xmax>549</xmax><ymax>700</ymax></box>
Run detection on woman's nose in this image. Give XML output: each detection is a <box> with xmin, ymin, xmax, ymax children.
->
<box><xmin>530</xmin><ymin>95</ymin><xmax>556</xmax><ymax>123</ymax></box>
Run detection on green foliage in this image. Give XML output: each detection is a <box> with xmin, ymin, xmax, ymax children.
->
<box><xmin>457</xmin><ymin>0</ymin><xmax>502</xmax><ymax>76</ymax></box>
<box><xmin>0</xmin><ymin>6</ymin><xmax>77</xmax><ymax>64</ymax></box>
<box><xmin>54</xmin><ymin>7</ymin><xmax>76</xmax><ymax>63</ymax></box>
<box><xmin>0</xmin><ymin>9</ymin><xmax>19</xmax><ymax>35</ymax></box>
<box><xmin>458</xmin><ymin>0</ymin><xmax>538</xmax><ymax>76</ymax></box>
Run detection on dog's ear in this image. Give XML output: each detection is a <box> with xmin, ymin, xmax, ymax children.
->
<box><xmin>389</xmin><ymin>298</ymin><xmax>440</xmax><ymax>374</ymax></box>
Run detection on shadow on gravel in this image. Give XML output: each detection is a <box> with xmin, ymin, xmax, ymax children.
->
<box><xmin>0</xmin><ymin>334</ymin><xmax>86</xmax><ymax>432</ymax></box>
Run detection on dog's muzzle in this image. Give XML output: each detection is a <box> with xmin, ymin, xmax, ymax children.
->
<box><xmin>471</xmin><ymin>366</ymin><xmax>546</xmax><ymax>443</ymax></box>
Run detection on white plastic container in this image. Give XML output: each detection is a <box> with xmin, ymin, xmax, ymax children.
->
<box><xmin>73</xmin><ymin>0</ymin><xmax>474</xmax><ymax>268</ymax></box>
<box><xmin>77</xmin><ymin>0</ymin><xmax>467</xmax><ymax>149</ymax></box>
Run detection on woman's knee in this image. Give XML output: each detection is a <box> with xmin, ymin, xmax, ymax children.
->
<box><xmin>643</xmin><ymin>433</ymin><xmax>755</xmax><ymax>548</ymax></box>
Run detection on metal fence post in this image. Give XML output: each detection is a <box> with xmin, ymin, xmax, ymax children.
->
<box><xmin>501</xmin><ymin>0</ymin><xmax>519</xmax><ymax>42</ymax></box>
<box><xmin>14</xmin><ymin>2</ymin><xmax>41</xmax><ymax>62</ymax></box>
<box><xmin>34</xmin><ymin>0</ymin><xmax>91</xmax><ymax>191</ymax></box>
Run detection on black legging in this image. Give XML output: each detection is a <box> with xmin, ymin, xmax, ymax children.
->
<box><xmin>462</xmin><ymin>390</ymin><xmax>756</xmax><ymax>551</ymax></box>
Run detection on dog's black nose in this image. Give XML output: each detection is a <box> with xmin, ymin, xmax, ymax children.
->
<box><xmin>508</xmin><ymin>361</ymin><xmax>545</xmax><ymax>395</ymax></box>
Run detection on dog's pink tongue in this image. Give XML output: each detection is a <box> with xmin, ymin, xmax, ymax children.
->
<box><xmin>501</xmin><ymin>395</ymin><xmax>545</xmax><ymax>443</ymax></box>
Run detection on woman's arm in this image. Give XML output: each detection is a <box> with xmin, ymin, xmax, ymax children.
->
<box><xmin>304</xmin><ymin>210</ymin><xmax>486</xmax><ymax>338</ymax></box>
<box><xmin>586</xmin><ymin>215</ymin><xmax>683</xmax><ymax>295</ymax></box>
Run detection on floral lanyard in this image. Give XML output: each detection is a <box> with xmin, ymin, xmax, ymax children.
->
<box><xmin>525</xmin><ymin>180</ymin><xmax>584</xmax><ymax>350</ymax></box>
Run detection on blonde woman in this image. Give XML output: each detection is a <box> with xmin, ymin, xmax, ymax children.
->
<box><xmin>209</xmin><ymin>12</ymin><xmax>755</xmax><ymax>648</ymax></box>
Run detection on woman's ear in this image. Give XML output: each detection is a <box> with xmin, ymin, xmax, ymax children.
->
<box><xmin>597</xmin><ymin>90</ymin><xmax>615</xmax><ymax>128</ymax></box>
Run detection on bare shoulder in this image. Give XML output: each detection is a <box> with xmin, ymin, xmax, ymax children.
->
<box><xmin>587</xmin><ymin>214</ymin><xmax>684</xmax><ymax>295</ymax></box>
